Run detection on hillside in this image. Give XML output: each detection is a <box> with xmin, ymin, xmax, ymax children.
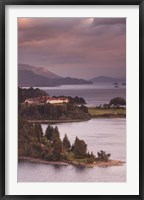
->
<box><xmin>19</xmin><ymin>64</ymin><xmax>61</xmax><ymax>79</ymax></box>
<box><xmin>18</xmin><ymin>69</ymin><xmax>92</xmax><ymax>87</ymax></box>
<box><xmin>18</xmin><ymin>70</ymin><xmax>58</xmax><ymax>87</ymax></box>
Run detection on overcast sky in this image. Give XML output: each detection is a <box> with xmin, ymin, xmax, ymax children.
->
<box><xmin>18</xmin><ymin>18</ymin><xmax>126</xmax><ymax>79</ymax></box>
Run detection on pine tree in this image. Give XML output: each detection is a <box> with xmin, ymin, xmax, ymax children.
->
<box><xmin>63</xmin><ymin>134</ymin><xmax>71</xmax><ymax>150</ymax></box>
<box><xmin>54</xmin><ymin>126</ymin><xmax>60</xmax><ymax>138</ymax></box>
<box><xmin>50</xmin><ymin>126</ymin><xmax>60</xmax><ymax>142</ymax></box>
<box><xmin>45</xmin><ymin>125</ymin><xmax>53</xmax><ymax>140</ymax></box>
<box><xmin>73</xmin><ymin>137</ymin><xmax>87</xmax><ymax>159</ymax></box>
<box><xmin>52</xmin><ymin>138</ymin><xmax>63</xmax><ymax>161</ymax></box>
<box><xmin>34</xmin><ymin>123</ymin><xmax>43</xmax><ymax>140</ymax></box>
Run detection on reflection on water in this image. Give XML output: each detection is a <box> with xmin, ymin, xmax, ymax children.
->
<box><xmin>18</xmin><ymin>160</ymin><xmax>126</xmax><ymax>182</ymax></box>
<box><xmin>18</xmin><ymin>118</ymin><xmax>126</xmax><ymax>182</ymax></box>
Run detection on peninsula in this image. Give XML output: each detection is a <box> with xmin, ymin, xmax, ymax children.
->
<box><xmin>18</xmin><ymin>119</ymin><xmax>124</xmax><ymax>168</ymax></box>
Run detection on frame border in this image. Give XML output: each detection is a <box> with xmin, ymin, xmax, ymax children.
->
<box><xmin>0</xmin><ymin>0</ymin><xmax>143</xmax><ymax>199</ymax></box>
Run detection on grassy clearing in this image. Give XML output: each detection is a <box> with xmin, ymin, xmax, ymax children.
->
<box><xmin>88</xmin><ymin>107</ymin><xmax>126</xmax><ymax>118</ymax></box>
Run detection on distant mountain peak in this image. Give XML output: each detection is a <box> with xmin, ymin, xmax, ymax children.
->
<box><xmin>39</xmin><ymin>67</ymin><xmax>49</xmax><ymax>72</ymax></box>
<box><xmin>18</xmin><ymin>64</ymin><xmax>61</xmax><ymax>79</ymax></box>
<box><xmin>18</xmin><ymin>64</ymin><xmax>92</xmax><ymax>87</ymax></box>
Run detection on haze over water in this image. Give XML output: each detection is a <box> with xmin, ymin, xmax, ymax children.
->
<box><xmin>38</xmin><ymin>83</ymin><xmax>126</xmax><ymax>107</ymax></box>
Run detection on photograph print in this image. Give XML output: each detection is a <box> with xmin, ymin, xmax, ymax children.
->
<box><xmin>18</xmin><ymin>17</ymin><xmax>126</xmax><ymax>182</ymax></box>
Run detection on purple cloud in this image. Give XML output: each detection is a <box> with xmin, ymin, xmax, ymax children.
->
<box><xmin>18</xmin><ymin>18</ymin><xmax>126</xmax><ymax>79</ymax></box>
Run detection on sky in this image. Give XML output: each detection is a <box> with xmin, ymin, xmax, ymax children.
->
<box><xmin>18</xmin><ymin>18</ymin><xmax>126</xmax><ymax>79</ymax></box>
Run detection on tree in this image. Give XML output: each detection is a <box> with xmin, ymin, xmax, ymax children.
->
<box><xmin>52</xmin><ymin>138</ymin><xmax>63</xmax><ymax>161</ymax></box>
<box><xmin>86</xmin><ymin>151</ymin><xmax>96</xmax><ymax>163</ymax></box>
<box><xmin>50</xmin><ymin>126</ymin><xmax>60</xmax><ymax>143</ymax></box>
<box><xmin>109</xmin><ymin>97</ymin><xmax>126</xmax><ymax>107</ymax></box>
<box><xmin>45</xmin><ymin>125</ymin><xmax>53</xmax><ymax>140</ymax></box>
<box><xmin>80</xmin><ymin>105</ymin><xmax>88</xmax><ymax>113</ymax></box>
<box><xmin>73</xmin><ymin>137</ymin><xmax>87</xmax><ymax>159</ymax></box>
<box><xmin>97</xmin><ymin>150</ymin><xmax>111</xmax><ymax>162</ymax></box>
<box><xmin>63</xmin><ymin>134</ymin><xmax>71</xmax><ymax>150</ymax></box>
<box><xmin>54</xmin><ymin>126</ymin><xmax>60</xmax><ymax>138</ymax></box>
<box><xmin>34</xmin><ymin>123</ymin><xmax>43</xmax><ymax>140</ymax></box>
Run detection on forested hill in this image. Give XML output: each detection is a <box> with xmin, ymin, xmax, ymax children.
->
<box><xmin>18</xmin><ymin>87</ymin><xmax>91</xmax><ymax>121</ymax></box>
<box><xmin>18</xmin><ymin>87</ymin><xmax>49</xmax><ymax>103</ymax></box>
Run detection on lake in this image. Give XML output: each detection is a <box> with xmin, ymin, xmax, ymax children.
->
<box><xmin>18</xmin><ymin>118</ymin><xmax>126</xmax><ymax>182</ymax></box>
<box><xmin>36</xmin><ymin>83</ymin><xmax>126</xmax><ymax>107</ymax></box>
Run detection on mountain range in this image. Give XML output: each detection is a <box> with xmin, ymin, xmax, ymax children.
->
<box><xmin>18</xmin><ymin>64</ymin><xmax>126</xmax><ymax>87</ymax></box>
<box><xmin>18</xmin><ymin>64</ymin><xmax>92</xmax><ymax>87</ymax></box>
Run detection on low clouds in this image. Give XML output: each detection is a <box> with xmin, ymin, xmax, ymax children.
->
<box><xmin>18</xmin><ymin>18</ymin><xmax>126</xmax><ymax>79</ymax></box>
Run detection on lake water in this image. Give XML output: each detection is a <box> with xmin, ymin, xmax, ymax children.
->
<box><xmin>18</xmin><ymin>118</ymin><xmax>126</xmax><ymax>182</ymax></box>
<box><xmin>35</xmin><ymin>83</ymin><xmax>126</xmax><ymax>106</ymax></box>
<box><xmin>18</xmin><ymin>84</ymin><xmax>126</xmax><ymax>182</ymax></box>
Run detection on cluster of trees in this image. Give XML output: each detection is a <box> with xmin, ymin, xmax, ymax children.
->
<box><xmin>18</xmin><ymin>87</ymin><xmax>48</xmax><ymax>103</ymax></box>
<box><xmin>19</xmin><ymin>103</ymin><xmax>90</xmax><ymax>120</ymax></box>
<box><xmin>69</xmin><ymin>96</ymin><xmax>86</xmax><ymax>105</ymax></box>
<box><xmin>19</xmin><ymin>119</ymin><xmax>65</xmax><ymax>161</ymax></box>
<box><xmin>96</xmin><ymin>97</ymin><xmax>126</xmax><ymax>109</ymax></box>
<box><xmin>97</xmin><ymin>150</ymin><xmax>111</xmax><ymax>162</ymax></box>
<box><xmin>109</xmin><ymin>97</ymin><xmax>126</xmax><ymax>107</ymax></box>
<box><xmin>52</xmin><ymin>96</ymin><xmax>86</xmax><ymax>105</ymax></box>
<box><xmin>18</xmin><ymin>119</ymin><xmax>110</xmax><ymax>163</ymax></box>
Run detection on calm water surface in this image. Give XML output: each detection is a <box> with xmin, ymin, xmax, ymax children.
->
<box><xmin>18</xmin><ymin>118</ymin><xmax>126</xmax><ymax>182</ymax></box>
<box><xmin>37</xmin><ymin>83</ymin><xmax>126</xmax><ymax>106</ymax></box>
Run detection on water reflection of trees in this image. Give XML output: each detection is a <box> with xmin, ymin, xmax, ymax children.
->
<box><xmin>74</xmin><ymin>165</ymin><xmax>87</xmax><ymax>172</ymax></box>
<box><xmin>53</xmin><ymin>164</ymin><xmax>67</xmax><ymax>171</ymax></box>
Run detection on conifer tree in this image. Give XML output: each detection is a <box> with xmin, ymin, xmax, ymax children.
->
<box><xmin>63</xmin><ymin>134</ymin><xmax>71</xmax><ymax>150</ymax></box>
<box><xmin>34</xmin><ymin>123</ymin><xmax>43</xmax><ymax>140</ymax></box>
<box><xmin>52</xmin><ymin>138</ymin><xmax>63</xmax><ymax>161</ymax></box>
<box><xmin>73</xmin><ymin>137</ymin><xmax>87</xmax><ymax>159</ymax></box>
<box><xmin>45</xmin><ymin>125</ymin><xmax>53</xmax><ymax>140</ymax></box>
<box><xmin>50</xmin><ymin>126</ymin><xmax>60</xmax><ymax>142</ymax></box>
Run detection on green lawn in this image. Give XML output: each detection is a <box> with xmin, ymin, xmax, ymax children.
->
<box><xmin>88</xmin><ymin>107</ymin><xmax>126</xmax><ymax>118</ymax></box>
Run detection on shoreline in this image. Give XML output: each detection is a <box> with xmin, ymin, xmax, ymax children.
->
<box><xmin>19</xmin><ymin>156</ymin><xmax>125</xmax><ymax>168</ymax></box>
<box><xmin>91</xmin><ymin>115</ymin><xmax>126</xmax><ymax>118</ymax></box>
<box><xmin>27</xmin><ymin>119</ymin><xmax>90</xmax><ymax>124</ymax></box>
<box><xmin>27</xmin><ymin>116</ymin><xmax>125</xmax><ymax>124</ymax></box>
<box><xmin>19</xmin><ymin>157</ymin><xmax>69</xmax><ymax>166</ymax></box>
